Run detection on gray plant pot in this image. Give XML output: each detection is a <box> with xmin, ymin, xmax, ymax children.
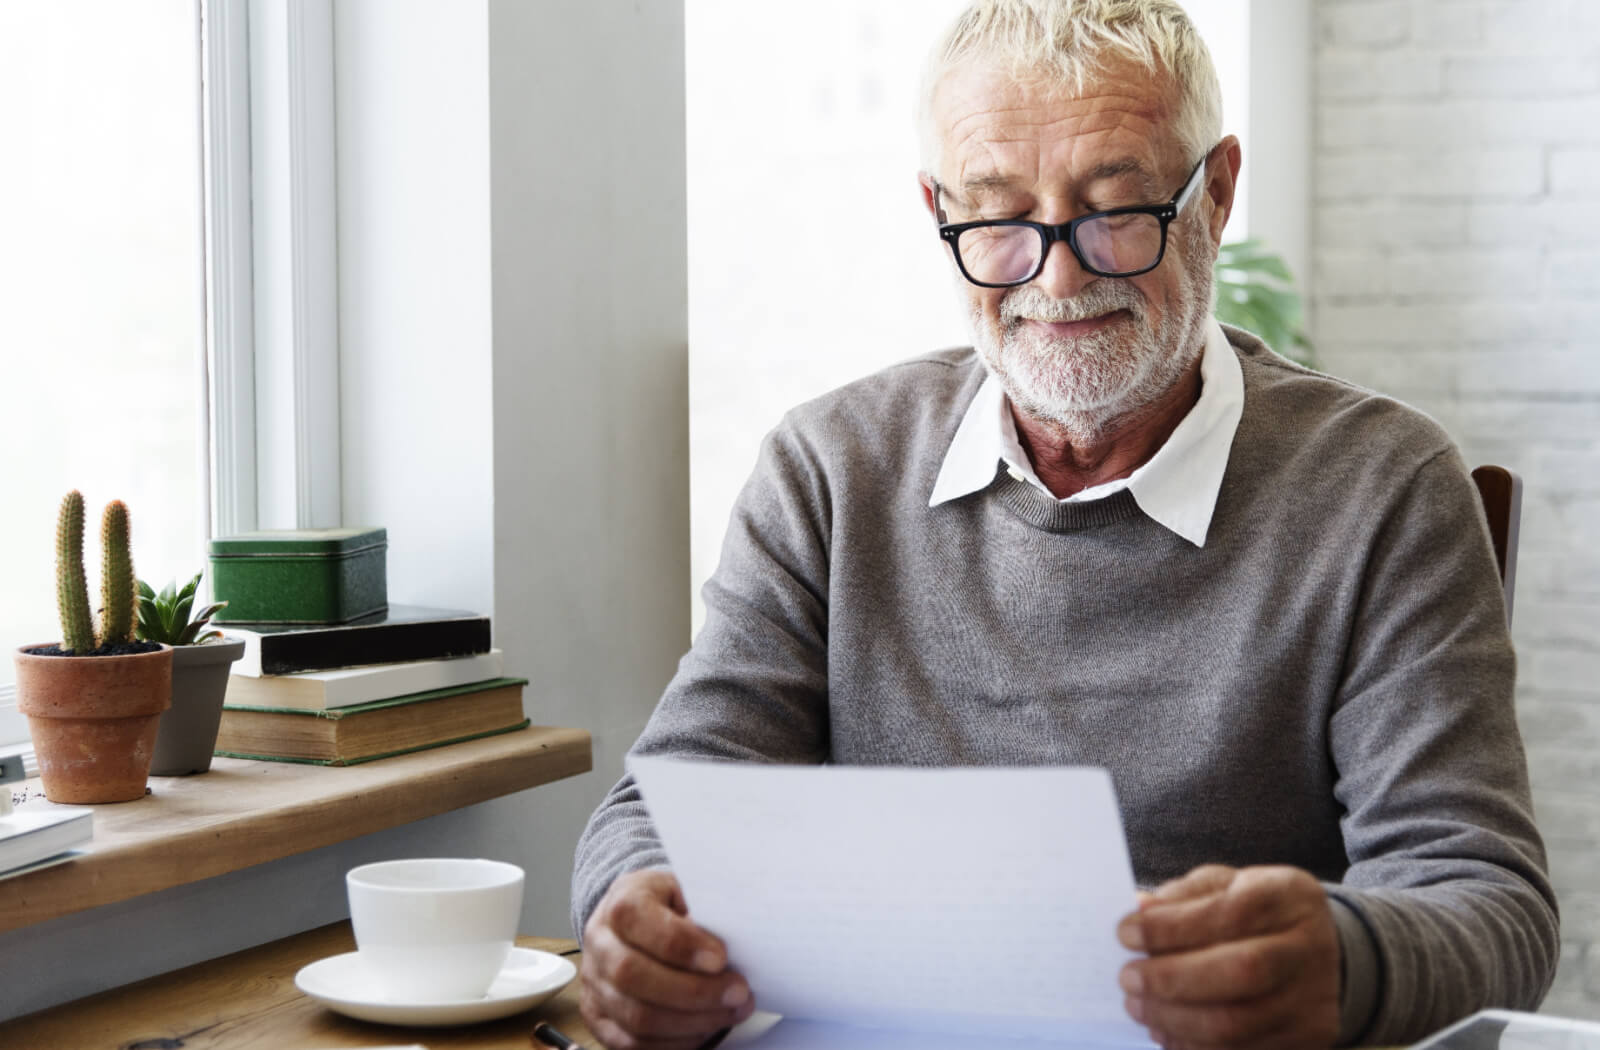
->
<box><xmin>149</xmin><ymin>637</ymin><xmax>246</xmax><ymax>776</ymax></box>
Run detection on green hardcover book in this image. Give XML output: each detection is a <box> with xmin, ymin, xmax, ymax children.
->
<box><xmin>214</xmin><ymin>677</ymin><xmax>529</xmax><ymax>766</ymax></box>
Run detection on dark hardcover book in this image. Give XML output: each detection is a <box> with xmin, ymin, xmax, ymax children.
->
<box><xmin>225</xmin><ymin>604</ymin><xmax>492</xmax><ymax>676</ymax></box>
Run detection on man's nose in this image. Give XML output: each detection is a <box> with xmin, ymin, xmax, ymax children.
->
<box><xmin>1031</xmin><ymin>237</ymin><xmax>1096</xmax><ymax>300</ymax></box>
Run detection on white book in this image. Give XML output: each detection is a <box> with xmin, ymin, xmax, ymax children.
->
<box><xmin>0</xmin><ymin>805</ymin><xmax>93</xmax><ymax>878</ymax></box>
<box><xmin>224</xmin><ymin>650</ymin><xmax>505</xmax><ymax>711</ymax></box>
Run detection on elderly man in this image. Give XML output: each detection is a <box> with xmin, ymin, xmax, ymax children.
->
<box><xmin>571</xmin><ymin>2</ymin><xmax>1559</xmax><ymax>1048</ymax></box>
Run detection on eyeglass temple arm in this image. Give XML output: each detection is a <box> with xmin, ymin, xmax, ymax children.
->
<box><xmin>1173</xmin><ymin>157</ymin><xmax>1208</xmax><ymax>214</ymax></box>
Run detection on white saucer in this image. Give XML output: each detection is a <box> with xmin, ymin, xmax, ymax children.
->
<box><xmin>294</xmin><ymin>946</ymin><xmax>577</xmax><ymax>1027</ymax></box>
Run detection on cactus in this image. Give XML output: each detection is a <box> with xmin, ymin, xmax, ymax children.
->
<box><xmin>99</xmin><ymin>501</ymin><xmax>137</xmax><ymax>647</ymax></box>
<box><xmin>52</xmin><ymin>492</ymin><xmax>142</xmax><ymax>654</ymax></box>
<box><xmin>55</xmin><ymin>491</ymin><xmax>97</xmax><ymax>654</ymax></box>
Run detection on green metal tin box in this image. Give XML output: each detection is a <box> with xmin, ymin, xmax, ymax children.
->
<box><xmin>209</xmin><ymin>527</ymin><xmax>388</xmax><ymax>625</ymax></box>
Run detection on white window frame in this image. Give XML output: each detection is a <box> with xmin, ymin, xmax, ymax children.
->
<box><xmin>244</xmin><ymin>0</ymin><xmax>342</xmax><ymax>532</ymax></box>
<box><xmin>212</xmin><ymin>0</ymin><xmax>345</xmax><ymax>537</ymax></box>
<box><xmin>206</xmin><ymin>0</ymin><xmax>259</xmax><ymax>540</ymax></box>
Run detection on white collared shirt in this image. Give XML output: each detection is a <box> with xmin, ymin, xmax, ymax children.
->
<box><xmin>928</xmin><ymin>319</ymin><xmax>1244</xmax><ymax>547</ymax></box>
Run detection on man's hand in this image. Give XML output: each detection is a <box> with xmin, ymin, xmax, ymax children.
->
<box><xmin>1116</xmin><ymin>865</ymin><xmax>1341</xmax><ymax>1050</ymax></box>
<box><xmin>581</xmin><ymin>868</ymin><xmax>756</xmax><ymax>1050</ymax></box>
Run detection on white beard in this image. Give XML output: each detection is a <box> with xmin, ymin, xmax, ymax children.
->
<box><xmin>968</xmin><ymin>225</ymin><xmax>1215</xmax><ymax>442</ymax></box>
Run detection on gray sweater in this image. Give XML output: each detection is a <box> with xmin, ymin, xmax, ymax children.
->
<box><xmin>572</xmin><ymin>328</ymin><xmax>1558</xmax><ymax>1046</ymax></box>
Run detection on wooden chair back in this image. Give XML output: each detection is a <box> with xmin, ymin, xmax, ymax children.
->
<box><xmin>1470</xmin><ymin>465</ymin><xmax>1522</xmax><ymax>625</ymax></box>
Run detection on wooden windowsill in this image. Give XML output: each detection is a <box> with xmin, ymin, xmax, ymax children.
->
<box><xmin>0</xmin><ymin>726</ymin><xmax>592</xmax><ymax>935</ymax></box>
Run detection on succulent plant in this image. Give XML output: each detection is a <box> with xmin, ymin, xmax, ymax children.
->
<box><xmin>136</xmin><ymin>572</ymin><xmax>228</xmax><ymax>646</ymax></box>
<box><xmin>54</xmin><ymin>490</ymin><xmax>138</xmax><ymax>654</ymax></box>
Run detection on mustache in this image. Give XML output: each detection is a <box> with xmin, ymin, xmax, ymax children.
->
<box><xmin>999</xmin><ymin>282</ymin><xmax>1146</xmax><ymax>326</ymax></box>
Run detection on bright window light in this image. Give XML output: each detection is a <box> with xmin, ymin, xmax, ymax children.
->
<box><xmin>0</xmin><ymin>1</ymin><xmax>205</xmax><ymax>691</ymax></box>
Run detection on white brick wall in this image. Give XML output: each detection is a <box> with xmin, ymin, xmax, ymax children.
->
<box><xmin>1314</xmin><ymin>0</ymin><xmax>1600</xmax><ymax>1019</ymax></box>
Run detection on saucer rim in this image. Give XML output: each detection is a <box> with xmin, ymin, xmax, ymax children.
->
<box><xmin>294</xmin><ymin>945</ymin><xmax>576</xmax><ymax>1020</ymax></box>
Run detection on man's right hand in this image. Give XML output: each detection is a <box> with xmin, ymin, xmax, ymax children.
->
<box><xmin>580</xmin><ymin>868</ymin><xmax>756</xmax><ymax>1050</ymax></box>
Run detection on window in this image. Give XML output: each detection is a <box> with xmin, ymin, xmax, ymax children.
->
<box><xmin>0</xmin><ymin>0</ymin><xmax>354</xmax><ymax>762</ymax></box>
<box><xmin>686</xmin><ymin>0</ymin><xmax>1253</xmax><ymax>634</ymax></box>
<box><xmin>0</xmin><ymin>3</ymin><xmax>207</xmax><ymax>719</ymax></box>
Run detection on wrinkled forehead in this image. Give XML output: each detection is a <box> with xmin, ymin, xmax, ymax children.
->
<box><xmin>928</xmin><ymin>59</ymin><xmax>1185</xmax><ymax>196</ymax></box>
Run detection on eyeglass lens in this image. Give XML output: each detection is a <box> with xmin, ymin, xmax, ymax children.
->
<box><xmin>956</xmin><ymin>212</ymin><xmax>1166</xmax><ymax>284</ymax></box>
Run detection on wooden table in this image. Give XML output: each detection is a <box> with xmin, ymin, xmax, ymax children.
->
<box><xmin>0</xmin><ymin>921</ymin><xmax>596</xmax><ymax>1048</ymax></box>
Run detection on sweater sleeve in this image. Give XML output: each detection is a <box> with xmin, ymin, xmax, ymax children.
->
<box><xmin>1326</xmin><ymin>447</ymin><xmax>1559</xmax><ymax>1045</ymax></box>
<box><xmin>571</xmin><ymin>419</ymin><xmax>834</xmax><ymax>939</ymax></box>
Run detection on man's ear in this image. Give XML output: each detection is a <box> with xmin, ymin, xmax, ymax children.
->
<box><xmin>1206</xmin><ymin>136</ymin><xmax>1243</xmax><ymax>246</ymax></box>
<box><xmin>918</xmin><ymin>173</ymin><xmax>941</xmax><ymax>220</ymax></box>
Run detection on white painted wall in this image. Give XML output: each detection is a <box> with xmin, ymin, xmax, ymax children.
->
<box><xmin>1310</xmin><ymin>0</ymin><xmax>1600</xmax><ymax>1020</ymax></box>
<box><xmin>335</xmin><ymin>0</ymin><xmax>496</xmax><ymax>614</ymax></box>
<box><xmin>1183</xmin><ymin>0</ymin><xmax>1253</xmax><ymax>237</ymax></box>
<box><xmin>0</xmin><ymin>0</ymin><xmax>688</xmax><ymax>1019</ymax></box>
<box><xmin>1247</xmin><ymin>0</ymin><xmax>1312</xmax><ymax>296</ymax></box>
<box><xmin>485</xmin><ymin>0</ymin><xmax>692</xmax><ymax>931</ymax></box>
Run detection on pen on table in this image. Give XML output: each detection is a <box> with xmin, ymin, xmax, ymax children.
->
<box><xmin>533</xmin><ymin>1021</ymin><xmax>584</xmax><ymax>1049</ymax></box>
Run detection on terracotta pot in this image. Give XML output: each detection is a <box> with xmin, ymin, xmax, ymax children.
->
<box><xmin>14</xmin><ymin>643</ymin><xmax>174</xmax><ymax>803</ymax></box>
<box><xmin>149</xmin><ymin>638</ymin><xmax>246</xmax><ymax>776</ymax></box>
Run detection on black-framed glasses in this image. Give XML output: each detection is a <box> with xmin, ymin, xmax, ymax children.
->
<box><xmin>933</xmin><ymin>154</ymin><xmax>1209</xmax><ymax>288</ymax></box>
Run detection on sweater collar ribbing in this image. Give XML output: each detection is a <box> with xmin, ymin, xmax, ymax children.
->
<box><xmin>992</xmin><ymin>472</ymin><xmax>1144</xmax><ymax>532</ymax></box>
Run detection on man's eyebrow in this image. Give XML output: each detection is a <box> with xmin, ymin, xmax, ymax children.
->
<box><xmin>960</xmin><ymin>173</ymin><xmax>1023</xmax><ymax>196</ymax></box>
<box><xmin>955</xmin><ymin>160</ymin><xmax>1163</xmax><ymax>203</ymax></box>
<box><xmin>1087</xmin><ymin>159</ymin><xmax>1161</xmax><ymax>194</ymax></box>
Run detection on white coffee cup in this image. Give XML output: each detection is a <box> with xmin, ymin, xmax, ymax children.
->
<box><xmin>346</xmin><ymin>857</ymin><xmax>525</xmax><ymax>1002</ymax></box>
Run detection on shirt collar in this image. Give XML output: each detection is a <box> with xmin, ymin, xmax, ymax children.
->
<box><xmin>928</xmin><ymin>319</ymin><xmax>1244</xmax><ymax>547</ymax></box>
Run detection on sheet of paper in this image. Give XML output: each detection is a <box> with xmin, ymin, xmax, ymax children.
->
<box><xmin>729</xmin><ymin>1017</ymin><xmax>1150</xmax><ymax>1050</ymax></box>
<box><xmin>627</xmin><ymin>758</ymin><xmax>1153</xmax><ymax>1047</ymax></box>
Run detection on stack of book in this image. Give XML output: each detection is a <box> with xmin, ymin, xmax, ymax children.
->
<box><xmin>214</xmin><ymin>606</ymin><xmax>529</xmax><ymax>766</ymax></box>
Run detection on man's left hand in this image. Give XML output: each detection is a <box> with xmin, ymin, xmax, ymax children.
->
<box><xmin>1116</xmin><ymin>864</ymin><xmax>1342</xmax><ymax>1050</ymax></box>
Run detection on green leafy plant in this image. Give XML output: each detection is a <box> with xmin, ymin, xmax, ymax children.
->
<box><xmin>1214</xmin><ymin>239</ymin><xmax>1315</xmax><ymax>369</ymax></box>
<box><xmin>136</xmin><ymin>572</ymin><xmax>229</xmax><ymax>646</ymax></box>
<box><xmin>54</xmin><ymin>490</ymin><xmax>139</xmax><ymax>654</ymax></box>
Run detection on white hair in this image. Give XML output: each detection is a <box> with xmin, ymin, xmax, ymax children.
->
<box><xmin>919</xmin><ymin>0</ymin><xmax>1224</xmax><ymax>174</ymax></box>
